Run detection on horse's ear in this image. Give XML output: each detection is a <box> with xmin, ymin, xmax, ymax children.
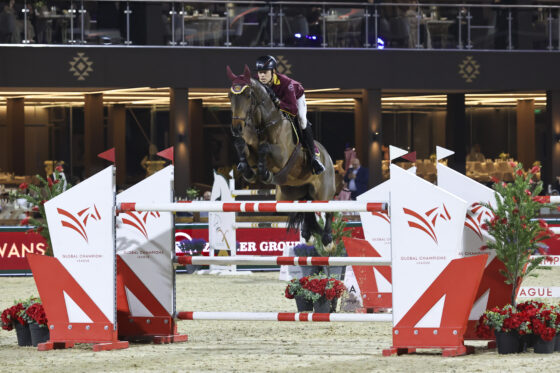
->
<box><xmin>243</xmin><ymin>64</ymin><xmax>251</xmax><ymax>82</ymax></box>
<box><xmin>226</xmin><ymin>65</ymin><xmax>237</xmax><ymax>81</ymax></box>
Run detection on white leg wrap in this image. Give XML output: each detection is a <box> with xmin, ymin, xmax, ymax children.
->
<box><xmin>296</xmin><ymin>95</ymin><xmax>307</xmax><ymax>129</ymax></box>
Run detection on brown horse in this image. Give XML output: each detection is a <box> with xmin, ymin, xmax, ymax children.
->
<box><xmin>227</xmin><ymin>65</ymin><xmax>336</xmax><ymax>247</ymax></box>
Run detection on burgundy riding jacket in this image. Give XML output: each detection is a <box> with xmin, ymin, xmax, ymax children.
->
<box><xmin>270</xmin><ymin>73</ymin><xmax>304</xmax><ymax>116</ymax></box>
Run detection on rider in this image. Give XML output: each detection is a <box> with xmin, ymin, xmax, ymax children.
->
<box><xmin>255</xmin><ymin>55</ymin><xmax>325</xmax><ymax>175</ymax></box>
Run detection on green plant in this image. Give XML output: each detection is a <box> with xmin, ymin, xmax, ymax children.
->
<box><xmin>482</xmin><ymin>163</ymin><xmax>554</xmax><ymax>307</ymax></box>
<box><xmin>9</xmin><ymin>166</ymin><xmax>70</xmax><ymax>256</ymax></box>
<box><xmin>312</xmin><ymin>212</ymin><xmax>353</xmax><ymax>256</ymax></box>
<box><xmin>186</xmin><ymin>187</ymin><xmax>200</xmax><ymax>201</ymax></box>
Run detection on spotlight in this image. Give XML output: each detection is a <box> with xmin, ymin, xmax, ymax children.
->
<box><xmin>294</xmin><ymin>33</ymin><xmax>302</xmax><ymax>39</ymax></box>
<box><xmin>377</xmin><ymin>37</ymin><xmax>385</xmax><ymax>49</ymax></box>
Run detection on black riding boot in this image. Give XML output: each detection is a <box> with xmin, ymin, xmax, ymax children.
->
<box><xmin>302</xmin><ymin>126</ymin><xmax>325</xmax><ymax>175</ymax></box>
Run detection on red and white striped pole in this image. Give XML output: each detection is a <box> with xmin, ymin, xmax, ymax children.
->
<box><xmin>534</xmin><ymin>196</ymin><xmax>560</xmax><ymax>204</ymax></box>
<box><xmin>118</xmin><ymin>201</ymin><xmax>387</xmax><ymax>213</ymax></box>
<box><xmin>176</xmin><ymin>311</ymin><xmax>392</xmax><ymax>322</ymax></box>
<box><xmin>176</xmin><ymin>255</ymin><xmax>391</xmax><ymax>266</ymax></box>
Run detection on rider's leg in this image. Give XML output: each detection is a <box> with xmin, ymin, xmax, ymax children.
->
<box><xmin>297</xmin><ymin>94</ymin><xmax>325</xmax><ymax>175</ymax></box>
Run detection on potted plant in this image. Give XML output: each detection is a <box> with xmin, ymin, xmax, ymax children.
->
<box><xmin>285</xmin><ymin>273</ymin><xmax>347</xmax><ymax>313</ymax></box>
<box><xmin>482</xmin><ymin>163</ymin><xmax>554</xmax><ymax>308</ymax></box>
<box><xmin>477</xmin><ymin>301</ymin><xmax>558</xmax><ymax>354</ymax></box>
<box><xmin>177</xmin><ymin>238</ymin><xmax>207</xmax><ymax>274</ymax></box>
<box><xmin>9</xmin><ymin>165</ymin><xmax>70</xmax><ymax>256</ymax></box>
<box><xmin>285</xmin><ymin>277</ymin><xmax>313</xmax><ymax>312</ymax></box>
<box><xmin>1</xmin><ymin>301</ymin><xmax>31</xmax><ymax>346</ymax></box>
<box><xmin>19</xmin><ymin>297</ymin><xmax>49</xmax><ymax>347</ymax></box>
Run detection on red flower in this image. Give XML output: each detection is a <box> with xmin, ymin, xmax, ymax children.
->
<box><xmin>47</xmin><ymin>177</ymin><xmax>53</xmax><ymax>187</ymax></box>
<box><xmin>516</xmin><ymin>169</ymin><xmax>524</xmax><ymax>176</ymax></box>
<box><xmin>539</xmin><ymin>219</ymin><xmax>548</xmax><ymax>229</ymax></box>
<box><xmin>481</xmin><ymin>223</ymin><xmax>489</xmax><ymax>231</ymax></box>
<box><xmin>479</xmin><ymin>245</ymin><xmax>488</xmax><ymax>251</ymax></box>
<box><xmin>509</xmin><ymin>161</ymin><xmax>516</xmax><ymax>168</ymax></box>
<box><xmin>512</xmin><ymin>208</ymin><xmax>519</xmax><ymax>215</ymax></box>
<box><xmin>25</xmin><ymin>303</ymin><xmax>48</xmax><ymax>326</ymax></box>
<box><xmin>530</xmin><ymin>165</ymin><xmax>540</xmax><ymax>174</ymax></box>
<box><xmin>20</xmin><ymin>217</ymin><xmax>30</xmax><ymax>226</ymax></box>
<box><xmin>284</xmin><ymin>287</ymin><xmax>294</xmax><ymax>299</ymax></box>
<box><xmin>491</xmin><ymin>176</ymin><xmax>499</xmax><ymax>183</ymax></box>
<box><xmin>54</xmin><ymin>179</ymin><xmax>60</xmax><ymax>185</ymax></box>
<box><xmin>40</xmin><ymin>200</ymin><xmax>47</xmax><ymax>205</ymax></box>
<box><xmin>32</xmin><ymin>206</ymin><xmax>39</xmax><ymax>212</ymax></box>
<box><xmin>525</xmin><ymin>190</ymin><xmax>532</xmax><ymax>196</ymax></box>
<box><xmin>55</xmin><ymin>165</ymin><xmax>64</xmax><ymax>172</ymax></box>
<box><xmin>18</xmin><ymin>182</ymin><xmax>28</xmax><ymax>190</ymax></box>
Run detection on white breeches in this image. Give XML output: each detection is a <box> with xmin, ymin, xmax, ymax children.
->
<box><xmin>296</xmin><ymin>94</ymin><xmax>307</xmax><ymax>129</ymax></box>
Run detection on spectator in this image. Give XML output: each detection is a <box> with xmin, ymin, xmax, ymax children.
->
<box><xmin>0</xmin><ymin>0</ymin><xmax>16</xmax><ymax>43</ymax></box>
<box><xmin>344</xmin><ymin>157</ymin><xmax>368</xmax><ymax>200</ymax></box>
<box><xmin>467</xmin><ymin>144</ymin><xmax>485</xmax><ymax>162</ymax></box>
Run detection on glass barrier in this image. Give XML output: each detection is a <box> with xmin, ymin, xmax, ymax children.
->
<box><xmin>1</xmin><ymin>1</ymin><xmax>560</xmax><ymax>50</ymax></box>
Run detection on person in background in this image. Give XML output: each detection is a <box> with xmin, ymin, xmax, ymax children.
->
<box><xmin>344</xmin><ymin>157</ymin><xmax>368</xmax><ymax>200</ymax></box>
<box><xmin>467</xmin><ymin>144</ymin><xmax>485</xmax><ymax>162</ymax></box>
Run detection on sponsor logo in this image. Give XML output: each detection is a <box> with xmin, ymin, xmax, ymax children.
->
<box><xmin>121</xmin><ymin>211</ymin><xmax>161</xmax><ymax>239</ymax></box>
<box><xmin>464</xmin><ymin>202</ymin><xmax>494</xmax><ymax>240</ymax></box>
<box><xmin>57</xmin><ymin>205</ymin><xmax>102</xmax><ymax>243</ymax></box>
<box><xmin>403</xmin><ymin>204</ymin><xmax>451</xmax><ymax>244</ymax></box>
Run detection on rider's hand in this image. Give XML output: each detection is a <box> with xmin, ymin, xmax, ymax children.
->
<box><xmin>273</xmin><ymin>97</ymin><xmax>281</xmax><ymax>107</ymax></box>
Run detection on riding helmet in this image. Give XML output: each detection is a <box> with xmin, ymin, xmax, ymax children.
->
<box><xmin>255</xmin><ymin>55</ymin><xmax>277</xmax><ymax>71</ymax></box>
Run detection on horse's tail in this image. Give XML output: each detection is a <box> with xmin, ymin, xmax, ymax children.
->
<box><xmin>287</xmin><ymin>212</ymin><xmax>322</xmax><ymax>237</ymax></box>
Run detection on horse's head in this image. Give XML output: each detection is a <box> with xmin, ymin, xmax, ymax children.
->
<box><xmin>227</xmin><ymin>65</ymin><xmax>254</xmax><ymax>133</ymax></box>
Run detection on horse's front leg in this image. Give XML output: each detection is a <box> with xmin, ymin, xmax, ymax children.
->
<box><xmin>232</xmin><ymin>133</ymin><xmax>256</xmax><ymax>182</ymax></box>
<box><xmin>257</xmin><ymin>142</ymin><xmax>273</xmax><ymax>184</ymax></box>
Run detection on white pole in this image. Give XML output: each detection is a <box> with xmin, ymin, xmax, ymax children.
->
<box><xmin>177</xmin><ymin>311</ymin><xmax>392</xmax><ymax>322</ymax></box>
<box><xmin>119</xmin><ymin>201</ymin><xmax>388</xmax><ymax>213</ymax></box>
<box><xmin>232</xmin><ymin>189</ymin><xmax>276</xmax><ymax>196</ymax></box>
<box><xmin>176</xmin><ymin>256</ymin><xmax>391</xmax><ymax>266</ymax></box>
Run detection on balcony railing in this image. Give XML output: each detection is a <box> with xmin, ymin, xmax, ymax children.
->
<box><xmin>2</xmin><ymin>1</ymin><xmax>560</xmax><ymax>50</ymax></box>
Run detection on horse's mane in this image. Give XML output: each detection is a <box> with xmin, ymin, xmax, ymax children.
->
<box><xmin>249</xmin><ymin>78</ymin><xmax>274</xmax><ymax>107</ymax></box>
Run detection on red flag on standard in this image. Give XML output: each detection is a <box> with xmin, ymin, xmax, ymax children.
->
<box><xmin>98</xmin><ymin>148</ymin><xmax>115</xmax><ymax>163</ymax></box>
<box><xmin>402</xmin><ymin>151</ymin><xmax>416</xmax><ymax>163</ymax></box>
<box><xmin>157</xmin><ymin>147</ymin><xmax>174</xmax><ymax>163</ymax></box>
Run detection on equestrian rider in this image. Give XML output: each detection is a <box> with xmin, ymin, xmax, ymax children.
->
<box><xmin>255</xmin><ymin>55</ymin><xmax>325</xmax><ymax>175</ymax></box>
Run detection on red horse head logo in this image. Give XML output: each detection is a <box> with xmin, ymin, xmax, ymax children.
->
<box><xmin>465</xmin><ymin>202</ymin><xmax>494</xmax><ymax>240</ymax></box>
<box><xmin>57</xmin><ymin>205</ymin><xmax>102</xmax><ymax>243</ymax></box>
<box><xmin>121</xmin><ymin>211</ymin><xmax>161</xmax><ymax>239</ymax></box>
<box><xmin>403</xmin><ymin>204</ymin><xmax>452</xmax><ymax>244</ymax></box>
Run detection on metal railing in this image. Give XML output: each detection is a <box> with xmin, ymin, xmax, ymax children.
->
<box><xmin>2</xmin><ymin>1</ymin><xmax>560</xmax><ymax>50</ymax></box>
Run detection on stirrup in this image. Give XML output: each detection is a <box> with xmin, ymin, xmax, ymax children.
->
<box><xmin>311</xmin><ymin>158</ymin><xmax>325</xmax><ymax>175</ymax></box>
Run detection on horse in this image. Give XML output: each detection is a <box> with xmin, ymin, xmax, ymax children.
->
<box><xmin>226</xmin><ymin>65</ymin><xmax>336</xmax><ymax>248</ymax></box>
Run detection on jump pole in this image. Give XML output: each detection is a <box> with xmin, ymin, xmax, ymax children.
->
<box><xmin>177</xmin><ymin>312</ymin><xmax>392</xmax><ymax>322</ymax></box>
<box><xmin>118</xmin><ymin>201</ymin><xmax>388</xmax><ymax>213</ymax></box>
<box><xmin>176</xmin><ymin>255</ymin><xmax>391</xmax><ymax>266</ymax></box>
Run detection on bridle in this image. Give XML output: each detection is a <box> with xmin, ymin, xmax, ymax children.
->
<box><xmin>230</xmin><ymin>83</ymin><xmax>283</xmax><ymax>137</ymax></box>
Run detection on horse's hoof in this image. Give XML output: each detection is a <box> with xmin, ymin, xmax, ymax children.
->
<box><xmin>324</xmin><ymin>241</ymin><xmax>336</xmax><ymax>253</ymax></box>
<box><xmin>237</xmin><ymin>161</ymin><xmax>248</xmax><ymax>173</ymax></box>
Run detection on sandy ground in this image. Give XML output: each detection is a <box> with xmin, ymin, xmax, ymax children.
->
<box><xmin>2</xmin><ymin>268</ymin><xmax>560</xmax><ymax>373</ymax></box>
